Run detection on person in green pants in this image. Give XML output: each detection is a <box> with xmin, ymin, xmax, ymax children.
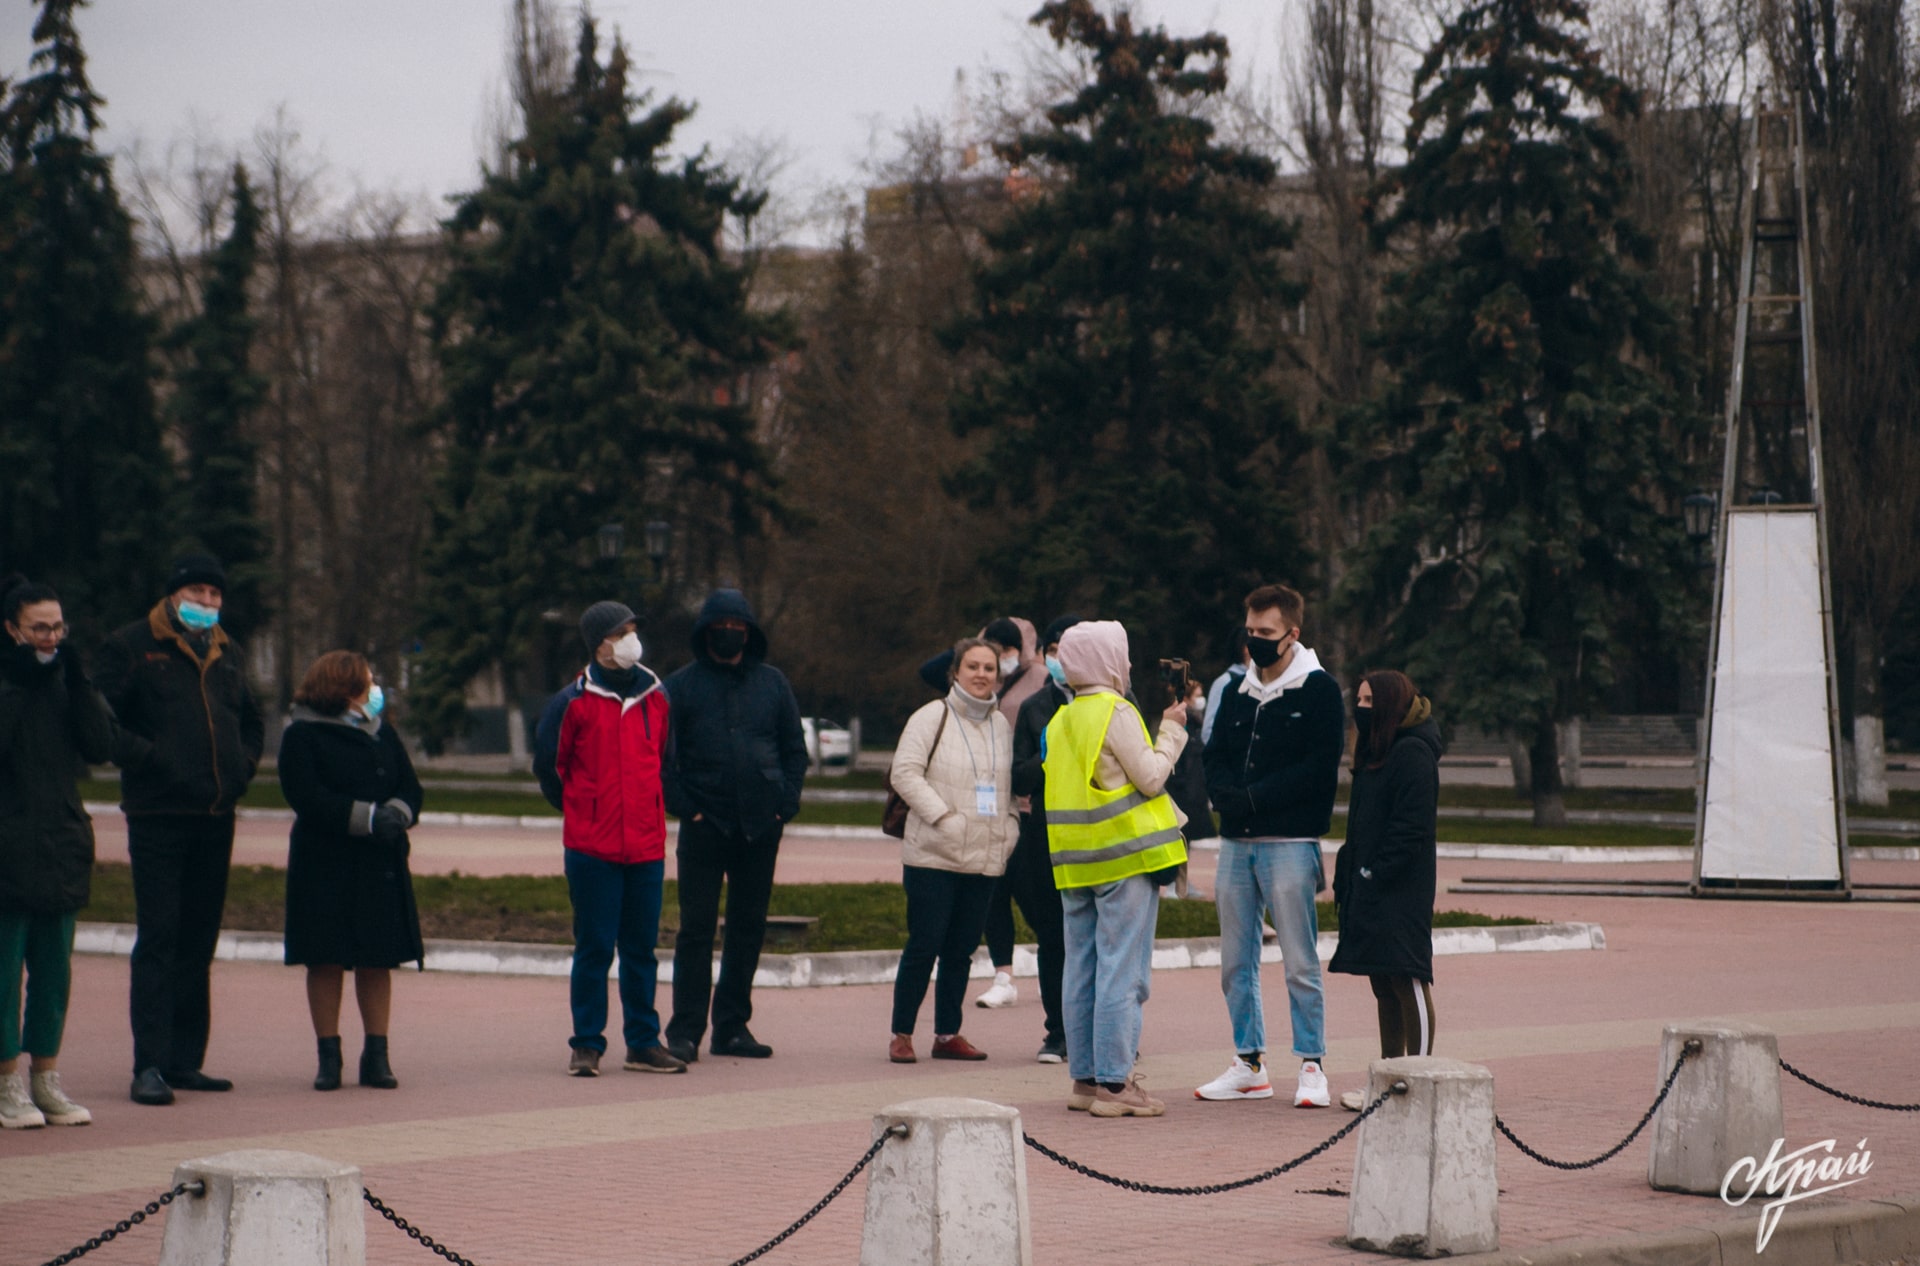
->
<box><xmin>1</xmin><ymin>576</ymin><xmax>115</xmax><ymax>1128</ymax></box>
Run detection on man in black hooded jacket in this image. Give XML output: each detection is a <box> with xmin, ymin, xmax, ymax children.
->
<box><xmin>661</xmin><ymin>590</ymin><xmax>807</xmax><ymax>1061</ymax></box>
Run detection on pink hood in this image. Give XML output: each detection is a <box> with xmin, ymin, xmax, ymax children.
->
<box><xmin>1057</xmin><ymin>620</ymin><xmax>1132</xmax><ymax>697</ymax></box>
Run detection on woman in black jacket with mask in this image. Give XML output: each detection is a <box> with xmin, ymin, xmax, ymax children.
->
<box><xmin>1328</xmin><ymin>670</ymin><xmax>1441</xmax><ymax>1110</ymax></box>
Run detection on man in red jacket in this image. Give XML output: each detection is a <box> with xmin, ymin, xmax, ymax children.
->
<box><xmin>535</xmin><ymin>601</ymin><xmax>685</xmax><ymax>1077</ymax></box>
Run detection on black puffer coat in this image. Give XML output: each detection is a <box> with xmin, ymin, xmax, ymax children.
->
<box><xmin>661</xmin><ymin>590</ymin><xmax>807</xmax><ymax>845</ymax></box>
<box><xmin>1329</xmin><ymin>719</ymin><xmax>1443</xmax><ymax>983</ymax></box>
<box><xmin>95</xmin><ymin>602</ymin><xmax>263</xmax><ymax>816</ymax></box>
<box><xmin>0</xmin><ymin>647</ymin><xmax>115</xmax><ymax>914</ymax></box>
<box><xmin>279</xmin><ymin>709</ymin><xmax>424</xmax><ymax>969</ymax></box>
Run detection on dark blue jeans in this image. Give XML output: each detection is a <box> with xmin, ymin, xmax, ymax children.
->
<box><xmin>564</xmin><ymin>852</ymin><xmax>664</xmax><ymax>1054</ymax></box>
<box><xmin>891</xmin><ymin>865</ymin><xmax>997</xmax><ymax>1036</ymax></box>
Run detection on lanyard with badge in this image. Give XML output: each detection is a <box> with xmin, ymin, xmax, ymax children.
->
<box><xmin>947</xmin><ymin>702</ymin><xmax>999</xmax><ymax>816</ymax></box>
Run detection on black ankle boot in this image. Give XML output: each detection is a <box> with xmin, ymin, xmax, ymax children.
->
<box><xmin>314</xmin><ymin>1036</ymin><xmax>342</xmax><ymax>1091</ymax></box>
<box><xmin>359</xmin><ymin>1035</ymin><xmax>398</xmax><ymax>1089</ymax></box>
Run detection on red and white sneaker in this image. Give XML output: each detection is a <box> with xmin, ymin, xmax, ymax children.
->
<box><xmin>1295</xmin><ymin>1060</ymin><xmax>1331</xmax><ymax>1108</ymax></box>
<box><xmin>1194</xmin><ymin>1056</ymin><xmax>1274</xmax><ymax>1101</ymax></box>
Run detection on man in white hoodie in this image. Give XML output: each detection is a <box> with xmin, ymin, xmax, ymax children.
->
<box><xmin>1197</xmin><ymin>585</ymin><xmax>1346</xmax><ymax>1108</ymax></box>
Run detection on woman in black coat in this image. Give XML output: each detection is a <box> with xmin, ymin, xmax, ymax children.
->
<box><xmin>1328</xmin><ymin>670</ymin><xmax>1441</xmax><ymax>1109</ymax></box>
<box><xmin>0</xmin><ymin>577</ymin><xmax>114</xmax><ymax>1128</ymax></box>
<box><xmin>280</xmin><ymin>651</ymin><xmax>423</xmax><ymax>1091</ymax></box>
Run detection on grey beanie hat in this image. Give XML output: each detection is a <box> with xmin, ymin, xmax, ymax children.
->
<box><xmin>579</xmin><ymin>600</ymin><xmax>636</xmax><ymax>651</ymax></box>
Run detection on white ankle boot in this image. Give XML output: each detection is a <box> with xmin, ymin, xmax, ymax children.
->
<box><xmin>0</xmin><ymin>1070</ymin><xmax>46</xmax><ymax>1129</ymax></box>
<box><xmin>32</xmin><ymin>1070</ymin><xmax>92</xmax><ymax>1125</ymax></box>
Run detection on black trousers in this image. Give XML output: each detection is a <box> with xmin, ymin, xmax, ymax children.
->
<box><xmin>979</xmin><ymin>821</ymin><xmax>1065</xmax><ymax>1043</ymax></box>
<box><xmin>667</xmin><ymin>816</ymin><xmax>780</xmax><ymax>1049</ymax></box>
<box><xmin>891</xmin><ymin>865</ymin><xmax>997</xmax><ymax>1036</ymax></box>
<box><xmin>1370</xmin><ymin>974</ymin><xmax>1436</xmax><ymax>1059</ymax></box>
<box><xmin>127</xmin><ymin>814</ymin><xmax>235</xmax><ymax>1074</ymax></box>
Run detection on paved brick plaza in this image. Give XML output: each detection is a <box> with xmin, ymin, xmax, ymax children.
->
<box><xmin>5</xmin><ymin>836</ymin><xmax>1918</xmax><ymax>1265</ymax></box>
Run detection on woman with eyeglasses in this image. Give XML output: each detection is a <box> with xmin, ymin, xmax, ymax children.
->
<box><xmin>0</xmin><ymin>576</ymin><xmax>114</xmax><ymax>1128</ymax></box>
<box><xmin>279</xmin><ymin>651</ymin><xmax>423</xmax><ymax>1091</ymax></box>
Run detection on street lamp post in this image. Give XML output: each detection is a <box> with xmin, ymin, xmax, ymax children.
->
<box><xmin>644</xmin><ymin>519</ymin><xmax>672</xmax><ymax>580</ymax></box>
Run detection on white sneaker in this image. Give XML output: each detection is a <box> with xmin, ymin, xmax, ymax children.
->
<box><xmin>1295</xmin><ymin>1060</ymin><xmax>1331</xmax><ymax>1108</ymax></box>
<box><xmin>30</xmin><ymin>1070</ymin><xmax>91</xmax><ymax>1126</ymax></box>
<box><xmin>974</xmin><ymin>972</ymin><xmax>1018</xmax><ymax>1009</ymax></box>
<box><xmin>0</xmin><ymin>1070</ymin><xmax>46</xmax><ymax>1129</ymax></box>
<box><xmin>1194</xmin><ymin>1056</ymin><xmax>1274</xmax><ymax>1101</ymax></box>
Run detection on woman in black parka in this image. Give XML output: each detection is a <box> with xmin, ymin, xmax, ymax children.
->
<box><xmin>280</xmin><ymin>651</ymin><xmax>423</xmax><ymax>1092</ymax></box>
<box><xmin>1329</xmin><ymin>670</ymin><xmax>1442</xmax><ymax>1110</ymax></box>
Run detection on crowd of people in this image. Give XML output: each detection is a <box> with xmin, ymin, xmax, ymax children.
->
<box><xmin>0</xmin><ymin>557</ymin><xmax>1443</xmax><ymax>1131</ymax></box>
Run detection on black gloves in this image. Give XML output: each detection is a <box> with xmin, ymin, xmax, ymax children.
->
<box><xmin>372</xmin><ymin>801</ymin><xmax>412</xmax><ymax>842</ymax></box>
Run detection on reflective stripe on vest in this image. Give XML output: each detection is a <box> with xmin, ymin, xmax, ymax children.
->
<box><xmin>1042</xmin><ymin>692</ymin><xmax>1187</xmax><ymax>889</ymax></box>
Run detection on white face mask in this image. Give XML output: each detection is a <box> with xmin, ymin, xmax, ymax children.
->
<box><xmin>999</xmin><ymin>653</ymin><xmax>1020</xmax><ymax>676</ymax></box>
<box><xmin>35</xmin><ymin>649</ymin><xmax>57</xmax><ymax>665</ymax></box>
<box><xmin>609</xmin><ymin>632</ymin><xmax>643</xmax><ymax>669</ymax></box>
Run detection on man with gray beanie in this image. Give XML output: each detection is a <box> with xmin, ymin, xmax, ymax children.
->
<box><xmin>533</xmin><ymin>601</ymin><xmax>684</xmax><ymax>1076</ymax></box>
<box><xmin>96</xmin><ymin>553</ymin><xmax>263</xmax><ymax>1105</ymax></box>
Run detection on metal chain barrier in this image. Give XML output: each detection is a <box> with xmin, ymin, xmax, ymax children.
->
<box><xmin>364</xmin><ymin>1188</ymin><xmax>486</xmax><ymax>1266</ymax></box>
<box><xmin>1495</xmin><ymin>1039</ymin><xmax>1698</xmax><ymax>1171</ymax></box>
<box><xmin>35</xmin><ymin>1179</ymin><xmax>204</xmax><ymax>1266</ymax></box>
<box><xmin>362</xmin><ymin>1123</ymin><xmax>907</xmax><ymax>1266</ymax></box>
<box><xmin>1021</xmin><ymin>1082</ymin><xmax>1404</xmax><ymax>1195</ymax></box>
<box><xmin>719</xmin><ymin>1123</ymin><xmax>905</xmax><ymax>1266</ymax></box>
<box><xmin>1779</xmin><ymin>1058</ymin><xmax>1920</xmax><ymax>1112</ymax></box>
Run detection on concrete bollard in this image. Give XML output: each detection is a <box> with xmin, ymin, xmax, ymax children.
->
<box><xmin>1648</xmin><ymin>1020</ymin><xmax>1784</xmax><ymax>1194</ymax></box>
<box><xmin>1348</xmin><ymin>1057</ymin><xmax>1499</xmax><ymax>1258</ymax></box>
<box><xmin>158</xmin><ymin>1149</ymin><xmax>365</xmax><ymax>1266</ymax></box>
<box><xmin>859</xmin><ymin>1097</ymin><xmax>1031</xmax><ymax>1266</ymax></box>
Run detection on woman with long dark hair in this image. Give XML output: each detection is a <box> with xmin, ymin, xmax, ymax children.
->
<box><xmin>280</xmin><ymin>651</ymin><xmax>423</xmax><ymax>1090</ymax></box>
<box><xmin>1328</xmin><ymin>670</ymin><xmax>1442</xmax><ymax>1110</ymax></box>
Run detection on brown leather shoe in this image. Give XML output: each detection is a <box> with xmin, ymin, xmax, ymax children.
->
<box><xmin>889</xmin><ymin>1034</ymin><xmax>917</xmax><ymax>1064</ymax></box>
<box><xmin>1068</xmin><ymin>1079</ymin><xmax>1098</xmax><ymax>1111</ymax></box>
<box><xmin>930</xmin><ymin>1034</ymin><xmax>988</xmax><ymax>1061</ymax></box>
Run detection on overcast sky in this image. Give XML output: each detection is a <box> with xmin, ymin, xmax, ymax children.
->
<box><xmin>1</xmin><ymin>1</ymin><xmax>1292</xmax><ymax>239</ymax></box>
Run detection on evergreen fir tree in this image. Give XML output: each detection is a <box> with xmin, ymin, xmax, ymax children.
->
<box><xmin>0</xmin><ymin>0</ymin><xmax>169</xmax><ymax>628</ymax></box>
<box><xmin>411</xmin><ymin>15</ymin><xmax>789</xmax><ymax>747</ymax></box>
<box><xmin>165</xmin><ymin>163</ymin><xmax>269</xmax><ymax>643</ymax></box>
<box><xmin>946</xmin><ymin>0</ymin><xmax>1307</xmax><ymax>662</ymax></box>
<box><xmin>1343</xmin><ymin>0</ymin><xmax>1700</xmax><ymax>823</ymax></box>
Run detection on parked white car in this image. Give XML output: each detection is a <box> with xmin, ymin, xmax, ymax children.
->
<box><xmin>801</xmin><ymin>717</ymin><xmax>853</xmax><ymax>766</ymax></box>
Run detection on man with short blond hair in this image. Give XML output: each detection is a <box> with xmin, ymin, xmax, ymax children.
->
<box><xmin>1197</xmin><ymin>583</ymin><xmax>1345</xmax><ymax>1109</ymax></box>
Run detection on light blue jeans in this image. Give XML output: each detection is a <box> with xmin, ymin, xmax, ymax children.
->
<box><xmin>1061</xmin><ymin>874</ymin><xmax>1160</xmax><ymax>1085</ymax></box>
<box><xmin>1214</xmin><ymin>838</ymin><xmax>1325</xmax><ymax>1060</ymax></box>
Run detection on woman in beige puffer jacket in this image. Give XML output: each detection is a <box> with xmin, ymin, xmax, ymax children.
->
<box><xmin>887</xmin><ymin>638</ymin><xmax>1019</xmax><ymax>1063</ymax></box>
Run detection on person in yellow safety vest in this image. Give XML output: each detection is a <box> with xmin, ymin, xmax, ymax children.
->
<box><xmin>1042</xmin><ymin>620</ymin><xmax>1190</xmax><ymax>1118</ymax></box>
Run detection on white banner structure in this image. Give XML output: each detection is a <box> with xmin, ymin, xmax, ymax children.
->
<box><xmin>1696</xmin><ymin>510</ymin><xmax>1845</xmax><ymax>885</ymax></box>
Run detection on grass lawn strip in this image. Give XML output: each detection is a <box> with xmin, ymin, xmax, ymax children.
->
<box><xmin>81</xmin><ymin>863</ymin><xmax>1535</xmax><ymax>951</ymax></box>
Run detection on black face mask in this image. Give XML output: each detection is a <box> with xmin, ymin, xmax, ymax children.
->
<box><xmin>706</xmin><ymin>627</ymin><xmax>749</xmax><ymax>660</ymax></box>
<box><xmin>1246</xmin><ymin>632</ymin><xmax>1290</xmax><ymax>668</ymax></box>
<box><xmin>1353</xmin><ymin>705</ymin><xmax>1374</xmax><ymax>749</ymax></box>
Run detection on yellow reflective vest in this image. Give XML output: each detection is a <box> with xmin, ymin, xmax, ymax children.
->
<box><xmin>1042</xmin><ymin>692</ymin><xmax>1187</xmax><ymax>889</ymax></box>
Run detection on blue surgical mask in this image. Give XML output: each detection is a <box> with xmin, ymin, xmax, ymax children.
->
<box><xmin>1046</xmin><ymin>655</ymin><xmax>1067</xmax><ymax>687</ymax></box>
<box><xmin>364</xmin><ymin>684</ymin><xmax>385</xmax><ymax>718</ymax></box>
<box><xmin>176</xmin><ymin>600</ymin><xmax>221</xmax><ymax>632</ymax></box>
